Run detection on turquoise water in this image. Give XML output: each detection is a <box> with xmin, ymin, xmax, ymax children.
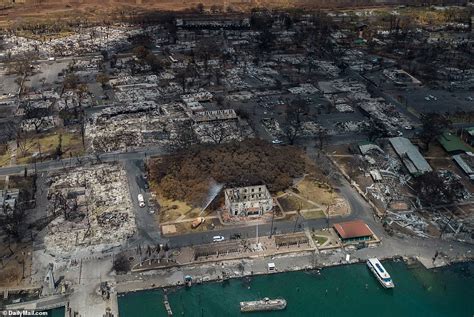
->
<box><xmin>44</xmin><ymin>307</ymin><xmax>65</xmax><ymax>317</ymax></box>
<box><xmin>119</xmin><ymin>261</ymin><xmax>474</xmax><ymax>317</ymax></box>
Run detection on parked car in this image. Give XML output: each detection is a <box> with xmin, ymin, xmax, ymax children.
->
<box><xmin>212</xmin><ymin>236</ymin><xmax>225</xmax><ymax>242</ymax></box>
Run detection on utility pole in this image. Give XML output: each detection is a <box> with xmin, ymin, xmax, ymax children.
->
<box><xmin>256</xmin><ymin>222</ymin><xmax>259</xmax><ymax>244</ymax></box>
<box><xmin>269</xmin><ymin>208</ymin><xmax>275</xmax><ymax>238</ymax></box>
<box><xmin>439</xmin><ymin>213</ymin><xmax>455</xmax><ymax>238</ymax></box>
<box><xmin>326</xmin><ymin>204</ymin><xmax>331</xmax><ymax>230</ymax></box>
<box><xmin>293</xmin><ymin>211</ymin><xmax>300</xmax><ymax>233</ymax></box>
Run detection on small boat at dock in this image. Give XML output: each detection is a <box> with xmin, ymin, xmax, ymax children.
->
<box><xmin>240</xmin><ymin>297</ymin><xmax>287</xmax><ymax>312</ymax></box>
<box><xmin>367</xmin><ymin>258</ymin><xmax>395</xmax><ymax>289</ymax></box>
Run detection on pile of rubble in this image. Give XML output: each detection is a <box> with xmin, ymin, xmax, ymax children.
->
<box><xmin>44</xmin><ymin>164</ymin><xmax>136</xmax><ymax>254</ymax></box>
<box><xmin>301</xmin><ymin>121</ymin><xmax>324</xmax><ymax>137</ymax></box>
<box><xmin>86</xmin><ymin>103</ymin><xmax>184</xmax><ymax>152</ymax></box>
<box><xmin>385</xmin><ymin>211</ymin><xmax>430</xmax><ymax>238</ymax></box>
<box><xmin>194</xmin><ymin>120</ymin><xmax>253</xmax><ymax>144</ymax></box>
<box><xmin>335</xmin><ymin>120</ymin><xmax>368</xmax><ymax>133</ymax></box>
<box><xmin>4</xmin><ymin>25</ymin><xmax>139</xmax><ymax>58</ymax></box>
<box><xmin>321</xmin><ymin>78</ymin><xmax>412</xmax><ymax>132</ymax></box>
<box><xmin>261</xmin><ymin>118</ymin><xmax>284</xmax><ymax>139</ymax></box>
<box><xmin>288</xmin><ymin>83</ymin><xmax>319</xmax><ymax>95</ymax></box>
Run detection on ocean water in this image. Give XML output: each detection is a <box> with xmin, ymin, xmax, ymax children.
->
<box><xmin>44</xmin><ymin>307</ymin><xmax>64</xmax><ymax>317</ymax></box>
<box><xmin>118</xmin><ymin>261</ymin><xmax>473</xmax><ymax>317</ymax></box>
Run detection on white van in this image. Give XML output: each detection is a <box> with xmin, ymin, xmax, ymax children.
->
<box><xmin>137</xmin><ymin>194</ymin><xmax>145</xmax><ymax>208</ymax></box>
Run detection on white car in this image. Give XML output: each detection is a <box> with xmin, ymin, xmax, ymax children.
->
<box><xmin>212</xmin><ymin>236</ymin><xmax>225</xmax><ymax>242</ymax></box>
<box><xmin>137</xmin><ymin>194</ymin><xmax>145</xmax><ymax>208</ymax></box>
<box><xmin>272</xmin><ymin>139</ymin><xmax>283</xmax><ymax>144</ymax></box>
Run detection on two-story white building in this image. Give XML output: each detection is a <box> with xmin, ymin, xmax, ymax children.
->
<box><xmin>224</xmin><ymin>185</ymin><xmax>273</xmax><ymax>217</ymax></box>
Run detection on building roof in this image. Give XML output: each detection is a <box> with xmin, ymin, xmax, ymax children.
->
<box><xmin>333</xmin><ymin>220</ymin><xmax>374</xmax><ymax>239</ymax></box>
<box><xmin>438</xmin><ymin>132</ymin><xmax>471</xmax><ymax>153</ymax></box>
<box><xmin>193</xmin><ymin>109</ymin><xmax>237</xmax><ymax>123</ymax></box>
<box><xmin>452</xmin><ymin>154</ymin><xmax>474</xmax><ymax>176</ymax></box>
<box><xmin>358</xmin><ymin>141</ymin><xmax>383</xmax><ymax>155</ymax></box>
<box><xmin>464</xmin><ymin>127</ymin><xmax>474</xmax><ymax>137</ymax></box>
<box><xmin>389</xmin><ymin>137</ymin><xmax>432</xmax><ymax>176</ymax></box>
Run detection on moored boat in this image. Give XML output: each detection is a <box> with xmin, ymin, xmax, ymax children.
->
<box><xmin>240</xmin><ymin>297</ymin><xmax>287</xmax><ymax>312</ymax></box>
<box><xmin>367</xmin><ymin>258</ymin><xmax>395</xmax><ymax>288</ymax></box>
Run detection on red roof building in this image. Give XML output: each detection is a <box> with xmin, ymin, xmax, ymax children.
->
<box><xmin>333</xmin><ymin>220</ymin><xmax>374</xmax><ymax>243</ymax></box>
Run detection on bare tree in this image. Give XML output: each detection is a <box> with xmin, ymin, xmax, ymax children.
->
<box><xmin>22</xmin><ymin>103</ymin><xmax>53</xmax><ymax>133</ymax></box>
<box><xmin>419</xmin><ymin>113</ymin><xmax>452</xmax><ymax>151</ymax></box>
<box><xmin>315</xmin><ymin>128</ymin><xmax>331</xmax><ymax>152</ymax></box>
<box><xmin>96</xmin><ymin>73</ymin><xmax>109</xmax><ymax>88</ymax></box>
<box><xmin>175</xmin><ymin>70</ymin><xmax>187</xmax><ymax>93</ymax></box>
<box><xmin>198</xmin><ymin>122</ymin><xmax>234</xmax><ymax>144</ymax></box>
<box><xmin>282</xmin><ymin>98</ymin><xmax>308</xmax><ymax>145</ymax></box>
<box><xmin>413</xmin><ymin>171</ymin><xmax>461</xmax><ymax>207</ymax></box>
<box><xmin>1</xmin><ymin>203</ymin><xmax>27</xmax><ymax>243</ymax></box>
<box><xmin>113</xmin><ymin>254</ymin><xmax>131</xmax><ymax>274</ymax></box>
<box><xmin>195</xmin><ymin>37</ymin><xmax>220</xmax><ymax>71</ymax></box>
<box><xmin>63</xmin><ymin>73</ymin><xmax>80</xmax><ymax>90</ymax></box>
<box><xmin>172</xmin><ymin>120</ymin><xmax>198</xmax><ymax>150</ymax></box>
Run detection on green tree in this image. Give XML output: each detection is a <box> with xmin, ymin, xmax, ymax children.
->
<box><xmin>419</xmin><ymin>113</ymin><xmax>452</xmax><ymax>151</ymax></box>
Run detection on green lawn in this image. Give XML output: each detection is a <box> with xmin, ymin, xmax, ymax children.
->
<box><xmin>312</xmin><ymin>235</ymin><xmax>328</xmax><ymax>246</ymax></box>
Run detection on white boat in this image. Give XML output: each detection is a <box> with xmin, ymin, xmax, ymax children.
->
<box><xmin>240</xmin><ymin>297</ymin><xmax>287</xmax><ymax>312</ymax></box>
<box><xmin>367</xmin><ymin>258</ymin><xmax>395</xmax><ymax>288</ymax></box>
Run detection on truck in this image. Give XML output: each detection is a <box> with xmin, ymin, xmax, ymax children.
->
<box><xmin>191</xmin><ymin>217</ymin><xmax>205</xmax><ymax>229</ymax></box>
<box><xmin>137</xmin><ymin>194</ymin><xmax>145</xmax><ymax>208</ymax></box>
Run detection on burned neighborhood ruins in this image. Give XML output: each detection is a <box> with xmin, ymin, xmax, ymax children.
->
<box><xmin>0</xmin><ymin>0</ymin><xmax>473</xmax><ymax>316</ymax></box>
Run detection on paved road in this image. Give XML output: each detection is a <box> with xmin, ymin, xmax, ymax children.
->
<box><xmin>124</xmin><ymin>159</ymin><xmax>162</xmax><ymax>245</ymax></box>
<box><xmin>0</xmin><ymin>146</ymin><xmax>167</xmax><ymax>176</ymax></box>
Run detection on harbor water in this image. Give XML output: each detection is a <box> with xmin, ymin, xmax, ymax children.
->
<box><xmin>117</xmin><ymin>260</ymin><xmax>473</xmax><ymax>317</ymax></box>
<box><xmin>43</xmin><ymin>307</ymin><xmax>65</xmax><ymax>317</ymax></box>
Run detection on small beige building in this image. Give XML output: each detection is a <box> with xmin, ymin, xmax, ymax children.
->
<box><xmin>224</xmin><ymin>185</ymin><xmax>273</xmax><ymax>217</ymax></box>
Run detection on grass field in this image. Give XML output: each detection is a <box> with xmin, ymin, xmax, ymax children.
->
<box><xmin>300</xmin><ymin>208</ymin><xmax>325</xmax><ymax>219</ymax></box>
<box><xmin>0</xmin><ymin>0</ymin><xmax>407</xmax><ymax>28</ymax></box>
<box><xmin>296</xmin><ymin>178</ymin><xmax>337</xmax><ymax>206</ymax></box>
<box><xmin>15</xmin><ymin>130</ymin><xmax>84</xmax><ymax>165</ymax></box>
<box><xmin>277</xmin><ymin>193</ymin><xmax>314</xmax><ymax>212</ymax></box>
<box><xmin>0</xmin><ymin>129</ymin><xmax>84</xmax><ymax>167</ymax></box>
<box><xmin>312</xmin><ymin>234</ymin><xmax>328</xmax><ymax>246</ymax></box>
